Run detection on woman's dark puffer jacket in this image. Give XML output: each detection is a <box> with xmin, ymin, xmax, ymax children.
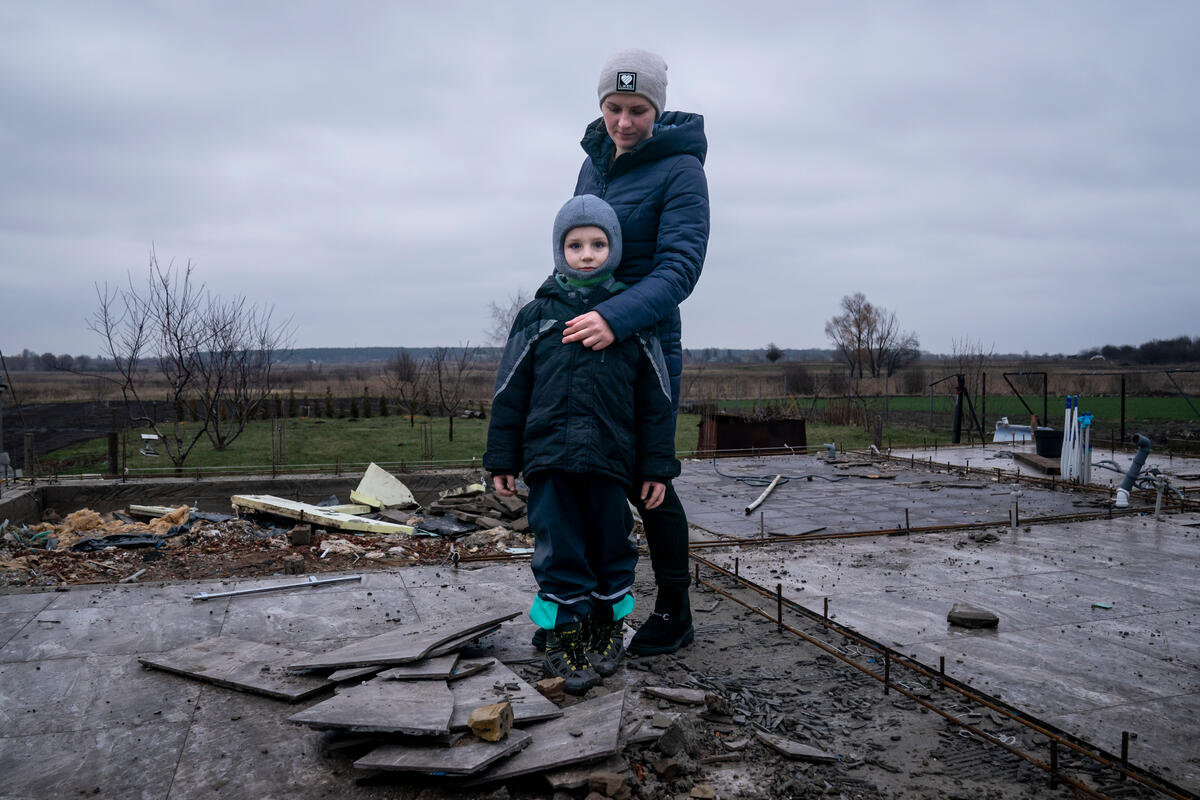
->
<box><xmin>484</xmin><ymin>275</ymin><xmax>680</xmax><ymax>488</ymax></box>
<box><xmin>574</xmin><ymin>110</ymin><xmax>709</xmax><ymax>410</ymax></box>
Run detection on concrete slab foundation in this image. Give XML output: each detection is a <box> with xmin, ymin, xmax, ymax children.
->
<box><xmin>0</xmin><ymin>454</ymin><xmax>1196</xmax><ymax>797</ymax></box>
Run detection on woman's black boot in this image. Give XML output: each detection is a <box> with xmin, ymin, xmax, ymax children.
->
<box><xmin>627</xmin><ymin>586</ymin><xmax>693</xmax><ymax>656</ymax></box>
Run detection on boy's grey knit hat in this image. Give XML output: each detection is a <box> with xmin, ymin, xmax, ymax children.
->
<box><xmin>552</xmin><ymin>195</ymin><xmax>623</xmax><ymax>284</ymax></box>
<box><xmin>597</xmin><ymin>48</ymin><xmax>667</xmax><ymax>119</ymax></box>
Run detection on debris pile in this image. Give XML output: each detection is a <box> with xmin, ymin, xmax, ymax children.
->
<box><xmin>0</xmin><ymin>465</ymin><xmax>537</xmax><ymax>587</ymax></box>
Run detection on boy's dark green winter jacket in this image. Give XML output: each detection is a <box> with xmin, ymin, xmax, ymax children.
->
<box><xmin>484</xmin><ymin>275</ymin><xmax>680</xmax><ymax>488</ymax></box>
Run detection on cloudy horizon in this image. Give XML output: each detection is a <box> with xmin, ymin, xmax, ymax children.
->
<box><xmin>2</xmin><ymin>2</ymin><xmax>1197</xmax><ymax>360</ymax></box>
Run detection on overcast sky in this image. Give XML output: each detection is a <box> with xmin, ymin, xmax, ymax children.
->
<box><xmin>2</xmin><ymin>1</ymin><xmax>1197</xmax><ymax>359</ymax></box>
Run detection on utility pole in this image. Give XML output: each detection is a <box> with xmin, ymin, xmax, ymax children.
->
<box><xmin>0</xmin><ymin>377</ymin><xmax>10</xmax><ymax>482</ymax></box>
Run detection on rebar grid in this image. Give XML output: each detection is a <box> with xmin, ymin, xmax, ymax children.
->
<box><xmin>690</xmin><ymin>554</ymin><xmax>1195</xmax><ymax>800</ymax></box>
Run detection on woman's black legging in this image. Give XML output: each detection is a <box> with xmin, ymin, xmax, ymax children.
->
<box><xmin>630</xmin><ymin>480</ymin><xmax>690</xmax><ymax>589</ymax></box>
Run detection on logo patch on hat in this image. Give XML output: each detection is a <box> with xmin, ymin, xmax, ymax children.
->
<box><xmin>616</xmin><ymin>71</ymin><xmax>637</xmax><ymax>92</ymax></box>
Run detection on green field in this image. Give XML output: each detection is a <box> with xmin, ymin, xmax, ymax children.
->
<box><xmin>40</xmin><ymin>412</ymin><xmax>943</xmax><ymax>477</ymax></box>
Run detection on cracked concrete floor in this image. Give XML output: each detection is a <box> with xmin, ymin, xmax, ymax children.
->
<box><xmin>0</xmin><ymin>454</ymin><xmax>1197</xmax><ymax>798</ymax></box>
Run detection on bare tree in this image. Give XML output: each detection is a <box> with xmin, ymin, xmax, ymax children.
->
<box><xmin>381</xmin><ymin>348</ymin><xmax>430</xmax><ymax>427</ymax></box>
<box><xmin>825</xmin><ymin>292</ymin><xmax>873</xmax><ymax>378</ymax></box>
<box><xmin>825</xmin><ymin>292</ymin><xmax>920</xmax><ymax>379</ymax></box>
<box><xmin>430</xmin><ymin>342</ymin><xmax>481</xmax><ymax>442</ymax></box>
<box><xmin>89</xmin><ymin>251</ymin><xmax>294</xmax><ymax>469</ymax></box>
<box><xmin>485</xmin><ymin>290</ymin><xmax>532</xmax><ymax>346</ymax></box>
<box><xmin>89</xmin><ymin>254</ymin><xmax>210</xmax><ymax>472</ymax></box>
<box><xmin>950</xmin><ymin>337</ymin><xmax>994</xmax><ymax>409</ymax></box>
<box><xmin>195</xmin><ymin>293</ymin><xmax>294</xmax><ymax>450</ymax></box>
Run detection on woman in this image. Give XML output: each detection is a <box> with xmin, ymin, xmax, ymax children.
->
<box><xmin>561</xmin><ymin>47</ymin><xmax>710</xmax><ymax>656</ymax></box>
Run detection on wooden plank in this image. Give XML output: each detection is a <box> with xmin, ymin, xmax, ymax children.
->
<box><xmin>465</xmin><ymin>690</ymin><xmax>625</xmax><ymax>784</ymax></box>
<box><xmin>1013</xmin><ymin>452</ymin><xmax>1061</xmax><ymax>475</ymax></box>
<box><xmin>288</xmin><ymin>679</ymin><xmax>454</xmax><ymax>735</ymax></box>
<box><xmin>448</xmin><ymin>661</ymin><xmax>562</xmax><ymax>731</ymax></box>
<box><xmin>138</xmin><ymin>636</ymin><xmax>332</xmax><ymax>702</ymax></box>
<box><xmin>354</xmin><ymin>730</ymin><xmax>532</xmax><ymax>776</ymax></box>
<box><xmin>285</xmin><ymin>610</ymin><xmax>521</xmax><ymax>672</ymax></box>
<box><xmin>231</xmin><ymin>494</ymin><xmax>416</xmax><ymax>535</ymax></box>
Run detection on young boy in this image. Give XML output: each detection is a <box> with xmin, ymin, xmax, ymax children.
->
<box><xmin>485</xmin><ymin>194</ymin><xmax>680</xmax><ymax>694</ymax></box>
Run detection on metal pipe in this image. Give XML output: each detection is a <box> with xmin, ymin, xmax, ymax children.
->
<box><xmin>1116</xmin><ymin>434</ymin><xmax>1152</xmax><ymax>508</ymax></box>
<box><xmin>191</xmin><ymin>574</ymin><xmax>362</xmax><ymax>601</ymax></box>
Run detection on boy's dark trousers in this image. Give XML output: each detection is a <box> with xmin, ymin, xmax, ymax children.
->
<box><xmin>526</xmin><ymin>471</ymin><xmax>637</xmax><ymax>626</ymax></box>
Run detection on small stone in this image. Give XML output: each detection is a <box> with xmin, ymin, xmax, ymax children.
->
<box><xmin>588</xmin><ymin>770</ymin><xmax>630</xmax><ymax>798</ymax></box>
<box><xmin>282</xmin><ymin>555</ymin><xmax>305</xmax><ymax>575</ymax></box>
<box><xmin>651</xmin><ymin>713</ymin><xmax>673</xmax><ymax>728</ymax></box>
<box><xmin>652</xmin><ymin>757</ymin><xmax>681</xmax><ymax>780</ymax></box>
<box><xmin>947</xmin><ymin>602</ymin><xmax>999</xmax><ymax>629</ymax></box>
<box><xmin>536</xmin><ymin>677</ymin><xmax>566</xmax><ymax>703</ymax></box>
<box><xmin>690</xmin><ymin>784</ymin><xmax>717</xmax><ymax>799</ymax></box>
<box><xmin>704</xmin><ymin>692</ymin><xmax>733</xmax><ymax>716</ymax></box>
<box><xmin>287</xmin><ymin>525</ymin><xmax>312</xmax><ymax>546</ymax></box>
<box><xmin>656</xmin><ymin>723</ymin><xmax>687</xmax><ymax>757</ymax></box>
<box><xmin>468</xmin><ymin>701</ymin><xmax>513</xmax><ymax>742</ymax></box>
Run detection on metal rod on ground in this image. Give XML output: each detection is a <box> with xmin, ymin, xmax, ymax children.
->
<box><xmin>191</xmin><ymin>574</ymin><xmax>362</xmax><ymax>602</ymax></box>
<box><xmin>745</xmin><ymin>474</ymin><xmax>783</xmax><ymax>514</ymax></box>
<box><xmin>119</xmin><ymin>568</ymin><xmax>147</xmax><ymax>584</ymax></box>
<box><xmin>823</xmin><ymin>597</ymin><xmax>829</xmax><ymax>629</ymax></box>
<box><xmin>939</xmin><ymin>656</ymin><xmax>945</xmax><ymax>689</ymax></box>
<box><xmin>776</xmin><ymin>583</ymin><xmax>783</xmax><ymax>633</ymax></box>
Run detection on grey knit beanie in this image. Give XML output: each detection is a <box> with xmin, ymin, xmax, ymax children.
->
<box><xmin>552</xmin><ymin>195</ymin><xmax>623</xmax><ymax>285</ymax></box>
<box><xmin>597</xmin><ymin>48</ymin><xmax>668</xmax><ymax>119</ymax></box>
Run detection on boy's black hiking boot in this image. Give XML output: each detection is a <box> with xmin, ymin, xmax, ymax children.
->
<box><xmin>544</xmin><ymin>621</ymin><xmax>601</xmax><ymax>695</ymax></box>
<box><xmin>584</xmin><ymin>612</ymin><xmax>624</xmax><ymax>677</ymax></box>
<box><xmin>627</xmin><ymin>586</ymin><xmax>694</xmax><ymax>656</ymax></box>
<box><xmin>531</xmin><ymin>626</ymin><xmax>547</xmax><ymax>651</ymax></box>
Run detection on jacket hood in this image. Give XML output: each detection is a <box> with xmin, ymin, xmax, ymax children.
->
<box><xmin>581</xmin><ymin>110</ymin><xmax>707</xmax><ymax>173</ymax></box>
<box><xmin>552</xmin><ymin>194</ymin><xmax>623</xmax><ymax>284</ymax></box>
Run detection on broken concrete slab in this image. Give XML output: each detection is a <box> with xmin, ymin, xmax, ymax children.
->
<box><xmin>376</xmin><ymin>652</ymin><xmax>458</xmax><ymax>680</ymax></box>
<box><xmin>326</xmin><ymin>665</ymin><xmax>382</xmax><ymax>683</ymax></box>
<box><xmin>231</xmin><ymin>494</ymin><xmax>416</xmax><ymax>536</ymax></box>
<box><xmin>449</xmin><ymin>661</ymin><xmax>562</xmax><ymax>730</ymax></box>
<box><xmin>288</xmin><ymin>679</ymin><xmax>454</xmax><ymax>735</ymax></box>
<box><xmin>426</xmin><ymin>625</ymin><xmax>502</xmax><ymax>658</ymax></box>
<box><xmin>465</xmin><ymin>690</ymin><xmax>625</xmax><ymax>785</ymax></box>
<box><xmin>284</xmin><ymin>609</ymin><xmax>521</xmax><ymax>671</ymax></box>
<box><xmin>451</xmin><ymin>619</ymin><xmax>543</xmax><ymax>665</ymax></box>
<box><xmin>350</xmin><ymin>463</ymin><xmax>419</xmax><ymax>511</ymax></box>
<box><xmin>753</xmin><ymin>729</ymin><xmax>838</xmax><ymax>762</ymax></box>
<box><xmin>643</xmin><ymin>686</ymin><xmax>707</xmax><ymax>706</ymax></box>
<box><xmin>353</xmin><ymin>729</ymin><xmax>532</xmax><ymax>776</ymax></box>
<box><xmin>947</xmin><ymin>602</ymin><xmax>1000</xmax><ymax>629</ymax></box>
<box><xmin>138</xmin><ymin>636</ymin><xmax>334</xmax><ymax>702</ymax></box>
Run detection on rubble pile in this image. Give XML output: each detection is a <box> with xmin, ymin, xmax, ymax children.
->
<box><xmin>0</xmin><ymin>465</ymin><xmax>546</xmax><ymax>588</ymax></box>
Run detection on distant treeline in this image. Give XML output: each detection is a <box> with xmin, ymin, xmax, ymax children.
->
<box><xmin>1079</xmin><ymin>336</ymin><xmax>1200</xmax><ymax>365</ymax></box>
<box><xmin>3</xmin><ymin>335</ymin><xmax>1197</xmax><ymax>372</ymax></box>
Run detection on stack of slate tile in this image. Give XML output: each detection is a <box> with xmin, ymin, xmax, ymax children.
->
<box><xmin>138</xmin><ymin>607</ymin><xmax>626</xmax><ymax>786</ymax></box>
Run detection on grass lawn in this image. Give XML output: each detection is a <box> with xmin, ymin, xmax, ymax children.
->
<box><xmin>42</xmin><ymin>411</ymin><xmax>933</xmax><ymax>476</ymax></box>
